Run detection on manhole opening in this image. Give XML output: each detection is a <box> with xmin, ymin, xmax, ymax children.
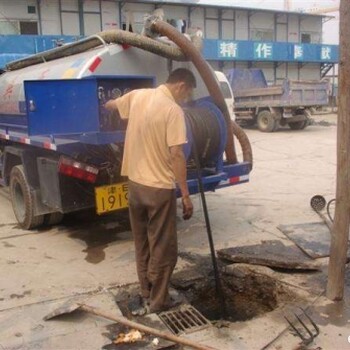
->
<box><xmin>181</xmin><ymin>276</ymin><xmax>279</xmax><ymax>322</ymax></box>
<box><xmin>114</xmin><ymin>262</ymin><xmax>296</xmax><ymax>326</ymax></box>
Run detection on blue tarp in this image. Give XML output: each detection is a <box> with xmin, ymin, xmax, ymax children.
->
<box><xmin>227</xmin><ymin>69</ymin><xmax>267</xmax><ymax>91</ymax></box>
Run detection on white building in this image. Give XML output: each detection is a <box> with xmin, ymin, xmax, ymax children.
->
<box><xmin>0</xmin><ymin>0</ymin><xmax>338</xmax><ymax>82</ymax></box>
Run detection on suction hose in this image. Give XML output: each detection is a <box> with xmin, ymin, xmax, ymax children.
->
<box><xmin>148</xmin><ymin>19</ymin><xmax>237</xmax><ymax>164</ymax></box>
<box><xmin>232</xmin><ymin>121</ymin><xmax>253</xmax><ymax>168</ymax></box>
<box><xmin>6</xmin><ymin>30</ymin><xmax>201</xmax><ymax>71</ymax></box>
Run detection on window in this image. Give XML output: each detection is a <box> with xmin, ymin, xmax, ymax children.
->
<box><xmin>27</xmin><ymin>5</ymin><xmax>36</xmax><ymax>14</ymax></box>
<box><xmin>220</xmin><ymin>82</ymin><xmax>232</xmax><ymax>99</ymax></box>
<box><xmin>0</xmin><ymin>21</ymin><xmax>19</xmax><ymax>34</ymax></box>
<box><xmin>301</xmin><ymin>32</ymin><xmax>321</xmax><ymax>44</ymax></box>
<box><xmin>250</xmin><ymin>29</ymin><xmax>274</xmax><ymax>41</ymax></box>
<box><xmin>301</xmin><ymin>33</ymin><xmax>311</xmax><ymax>43</ymax></box>
<box><xmin>0</xmin><ymin>21</ymin><xmax>38</xmax><ymax>35</ymax></box>
<box><xmin>20</xmin><ymin>21</ymin><xmax>38</xmax><ymax>34</ymax></box>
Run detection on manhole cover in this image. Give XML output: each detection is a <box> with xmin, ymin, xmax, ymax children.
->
<box><xmin>159</xmin><ymin>304</ymin><xmax>212</xmax><ymax>335</ymax></box>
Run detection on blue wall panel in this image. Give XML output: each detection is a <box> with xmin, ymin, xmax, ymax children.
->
<box><xmin>0</xmin><ymin>35</ymin><xmax>80</xmax><ymax>68</ymax></box>
<box><xmin>0</xmin><ymin>35</ymin><xmax>339</xmax><ymax>69</ymax></box>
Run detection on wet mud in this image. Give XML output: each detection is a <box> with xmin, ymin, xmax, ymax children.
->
<box><xmin>183</xmin><ymin>278</ymin><xmax>277</xmax><ymax>322</ymax></box>
<box><xmin>63</xmin><ymin>210</ymin><xmax>132</xmax><ymax>264</ymax></box>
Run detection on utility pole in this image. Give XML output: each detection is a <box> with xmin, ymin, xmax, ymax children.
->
<box><xmin>326</xmin><ymin>0</ymin><xmax>350</xmax><ymax>301</ymax></box>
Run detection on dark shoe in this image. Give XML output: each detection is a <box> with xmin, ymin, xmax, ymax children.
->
<box><xmin>128</xmin><ymin>295</ymin><xmax>150</xmax><ymax>316</ymax></box>
<box><xmin>151</xmin><ymin>297</ymin><xmax>183</xmax><ymax>314</ymax></box>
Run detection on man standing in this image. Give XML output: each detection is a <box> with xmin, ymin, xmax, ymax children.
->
<box><xmin>105</xmin><ymin>68</ymin><xmax>195</xmax><ymax>314</ymax></box>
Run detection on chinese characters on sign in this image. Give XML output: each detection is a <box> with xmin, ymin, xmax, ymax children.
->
<box><xmin>218</xmin><ymin>41</ymin><xmax>238</xmax><ymax>58</ymax></box>
<box><xmin>294</xmin><ymin>45</ymin><xmax>304</xmax><ymax>60</ymax></box>
<box><xmin>213</xmin><ymin>40</ymin><xmax>336</xmax><ymax>62</ymax></box>
<box><xmin>254</xmin><ymin>43</ymin><xmax>273</xmax><ymax>59</ymax></box>
<box><xmin>321</xmin><ymin>46</ymin><xmax>332</xmax><ymax>60</ymax></box>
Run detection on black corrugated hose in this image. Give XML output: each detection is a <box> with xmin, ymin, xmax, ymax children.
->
<box><xmin>184</xmin><ymin>107</ymin><xmax>221</xmax><ymax>167</ymax></box>
<box><xmin>185</xmin><ymin>108</ymin><xmax>227</xmax><ymax>320</ymax></box>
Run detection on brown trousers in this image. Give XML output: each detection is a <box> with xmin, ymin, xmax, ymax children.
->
<box><xmin>128</xmin><ymin>180</ymin><xmax>177</xmax><ymax>312</ymax></box>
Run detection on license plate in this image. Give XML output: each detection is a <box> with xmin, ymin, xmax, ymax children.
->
<box><xmin>95</xmin><ymin>182</ymin><xmax>128</xmax><ymax>215</ymax></box>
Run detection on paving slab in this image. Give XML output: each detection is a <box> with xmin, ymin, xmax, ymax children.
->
<box><xmin>217</xmin><ymin>240</ymin><xmax>320</xmax><ymax>270</ymax></box>
<box><xmin>278</xmin><ymin>222</ymin><xmax>350</xmax><ymax>258</ymax></box>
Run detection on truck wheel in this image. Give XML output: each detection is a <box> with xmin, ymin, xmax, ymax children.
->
<box><xmin>44</xmin><ymin>212</ymin><xmax>64</xmax><ymax>226</ymax></box>
<box><xmin>257</xmin><ymin>110</ymin><xmax>276</xmax><ymax>132</ymax></box>
<box><xmin>10</xmin><ymin>165</ymin><xmax>44</xmax><ymax>230</ymax></box>
<box><xmin>288</xmin><ymin>119</ymin><xmax>309</xmax><ymax>130</ymax></box>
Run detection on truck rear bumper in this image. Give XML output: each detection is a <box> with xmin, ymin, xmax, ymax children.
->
<box><xmin>183</xmin><ymin>162</ymin><xmax>251</xmax><ymax>195</ymax></box>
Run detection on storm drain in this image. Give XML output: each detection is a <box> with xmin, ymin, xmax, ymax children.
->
<box><xmin>159</xmin><ymin>304</ymin><xmax>212</xmax><ymax>335</ymax></box>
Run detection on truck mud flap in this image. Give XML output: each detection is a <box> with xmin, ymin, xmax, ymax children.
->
<box><xmin>37</xmin><ymin>157</ymin><xmax>95</xmax><ymax>213</ymax></box>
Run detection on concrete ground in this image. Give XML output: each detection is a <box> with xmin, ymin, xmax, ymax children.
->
<box><xmin>0</xmin><ymin>113</ymin><xmax>349</xmax><ymax>349</ymax></box>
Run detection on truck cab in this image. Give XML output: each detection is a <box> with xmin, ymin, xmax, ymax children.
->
<box><xmin>215</xmin><ymin>71</ymin><xmax>236</xmax><ymax>122</ymax></box>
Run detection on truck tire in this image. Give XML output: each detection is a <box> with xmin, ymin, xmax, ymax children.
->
<box><xmin>288</xmin><ymin>119</ymin><xmax>309</xmax><ymax>130</ymax></box>
<box><xmin>257</xmin><ymin>110</ymin><xmax>277</xmax><ymax>132</ymax></box>
<box><xmin>10</xmin><ymin>165</ymin><xmax>44</xmax><ymax>230</ymax></box>
<box><xmin>44</xmin><ymin>212</ymin><xmax>64</xmax><ymax>226</ymax></box>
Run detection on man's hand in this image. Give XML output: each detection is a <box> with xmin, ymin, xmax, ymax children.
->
<box><xmin>104</xmin><ymin>100</ymin><xmax>116</xmax><ymax>111</ymax></box>
<box><xmin>169</xmin><ymin>145</ymin><xmax>192</xmax><ymax>220</ymax></box>
<box><xmin>182</xmin><ymin>196</ymin><xmax>193</xmax><ymax>220</ymax></box>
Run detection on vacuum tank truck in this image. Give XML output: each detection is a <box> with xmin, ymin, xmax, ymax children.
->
<box><xmin>0</xmin><ymin>21</ymin><xmax>252</xmax><ymax>229</ymax></box>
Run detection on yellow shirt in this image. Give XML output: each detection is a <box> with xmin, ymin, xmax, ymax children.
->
<box><xmin>115</xmin><ymin>84</ymin><xmax>187</xmax><ymax>189</ymax></box>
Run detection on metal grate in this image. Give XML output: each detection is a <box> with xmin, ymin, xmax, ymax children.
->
<box><xmin>158</xmin><ymin>304</ymin><xmax>212</xmax><ymax>335</ymax></box>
